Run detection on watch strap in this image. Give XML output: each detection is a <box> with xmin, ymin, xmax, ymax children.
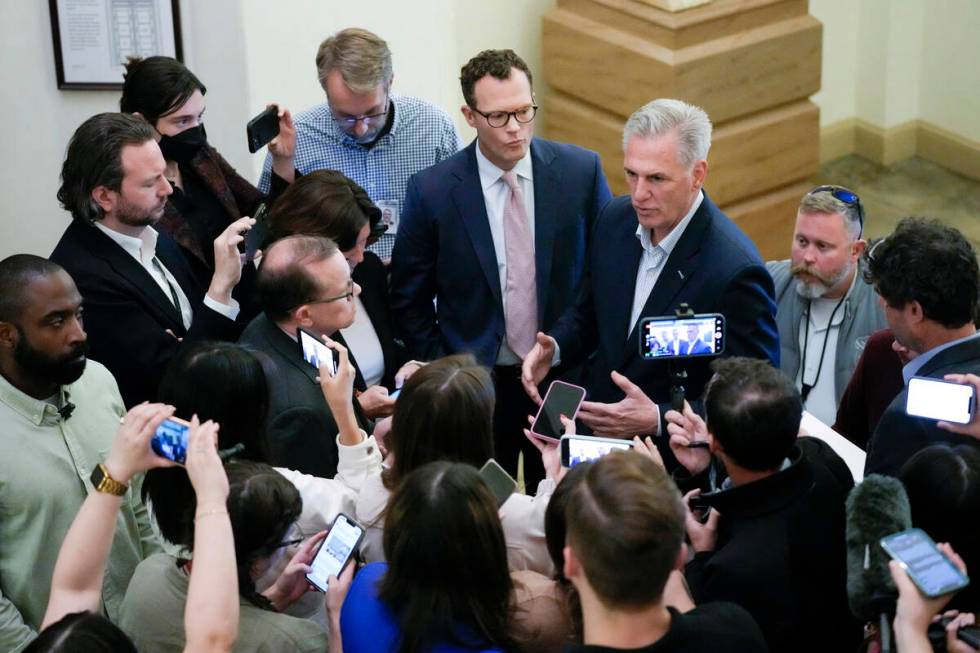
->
<box><xmin>91</xmin><ymin>463</ymin><xmax>128</xmax><ymax>496</ymax></box>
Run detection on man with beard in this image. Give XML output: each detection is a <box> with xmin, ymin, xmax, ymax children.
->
<box><xmin>766</xmin><ymin>186</ymin><xmax>885</xmax><ymax>424</ymax></box>
<box><xmin>50</xmin><ymin>112</ymin><xmax>251</xmax><ymax>406</ymax></box>
<box><xmin>0</xmin><ymin>255</ymin><xmax>159</xmax><ymax>652</ymax></box>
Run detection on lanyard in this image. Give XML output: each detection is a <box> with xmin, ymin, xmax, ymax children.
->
<box><xmin>800</xmin><ymin>294</ymin><xmax>847</xmax><ymax>402</ymax></box>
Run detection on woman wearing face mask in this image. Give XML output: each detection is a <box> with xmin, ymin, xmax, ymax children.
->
<box><xmin>120</xmin><ymin>56</ymin><xmax>296</xmax><ymax>310</ymax></box>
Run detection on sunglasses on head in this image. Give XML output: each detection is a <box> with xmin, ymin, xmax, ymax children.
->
<box><xmin>808</xmin><ymin>185</ymin><xmax>865</xmax><ymax>236</ymax></box>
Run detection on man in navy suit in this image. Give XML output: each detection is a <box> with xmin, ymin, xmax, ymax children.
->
<box><xmin>522</xmin><ymin>99</ymin><xmax>778</xmax><ymax>458</ymax></box>
<box><xmin>390</xmin><ymin>49</ymin><xmax>611</xmax><ymax>483</ymax></box>
<box><xmin>681</xmin><ymin>323</ymin><xmax>713</xmax><ymax>356</ymax></box>
<box><xmin>50</xmin><ymin>113</ymin><xmax>249</xmax><ymax>407</ymax></box>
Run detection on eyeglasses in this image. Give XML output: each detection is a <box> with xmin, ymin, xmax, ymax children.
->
<box><xmin>304</xmin><ymin>280</ymin><xmax>355</xmax><ymax>307</ymax></box>
<box><xmin>808</xmin><ymin>185</ymin><xmax>865</xmax><ymax>236</ymax></box>
<box><xmin>331</xmin><ymin>94</ymin><xmax>390</xmax><ymax>128</ymax></box>
<box><xmin>471</xmin><ymin>104</ymin><xmax>538</xmax><ymax>128</ymax></box>
<box><xmin>866</xmin><ymin>236</ymin><xmax>888</xmax><ymax>264</ymax></box>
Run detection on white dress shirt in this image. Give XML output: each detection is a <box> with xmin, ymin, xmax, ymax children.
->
<box><xmin>94</xmin><ymin>222</ymin><xmax>239</xmax><ymax>326</ymax></box>
<box><xmin>627</xmin><ymin>190</ymin><xmax>704</xmax><ymax>337</ymax></box>
<box><xmin>341</xmin><ymin>296</ymin><xmax>386</xmax><ymax>387</ymax></box>
<box><xmin>475</xmin><ymin>143</ymin><xmax>536</xmax><ymax>365</ymax></box>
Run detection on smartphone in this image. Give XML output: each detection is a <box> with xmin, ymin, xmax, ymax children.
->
<box><xmin>906</xmin><ymin>376</ymin><xmax>976</xmax><ymax>424</ymax></box>
<box><xmin>246</xmin><ymin>105</ymin><xmax>280</xmax><ymax>153</ymax></box>
<box><xmin>298</xmin><ymin>327</ymin><xmax>338</xmax><ymax>377</ymax></box>
<box><xmin>479</xmin><ymin>459</ymin><xmax>517</xmax><ymax>507</ymax></box>
<box><xmin>306</xmin><ymin>513</ymin><xmax>365</xmax><ymax>592</ymax></box>
<box><xmin>151</xmin><ymin>416</ymin><xmax>192</xmax><ymax>464</ymax></box>
<box><xmin>389</xmin><ymin>388</ymin><xmax>401</xmax><ymax>400</ymax></box>
<box><xmin>880</xmin><ymin>528</ymin><xmax>970</xmax><ymax>597</ymax></box>
<box><xmin>560</xmin><ymin>434</ymin><xmax>633</xmax><ymax>468</ymax></box>
<box><xmin>242</xmin><ymin>203</ymin><xmax>268</xmax><ymax>263</ymax></box>
<box><xmin>639</xmin><ymin>313</ymin><xmax>725</xmax><ymax>359</ymax></box>
<box><xmin>530</xmin><ymin>381</ymin><xmax>587</xmax><ymax>442</ymax></box>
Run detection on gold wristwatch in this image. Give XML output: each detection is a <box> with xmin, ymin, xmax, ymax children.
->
<box><xmin>90</xmin><ymin>463</ymin><xmax>128</xmax><ymax>496</ymax></box>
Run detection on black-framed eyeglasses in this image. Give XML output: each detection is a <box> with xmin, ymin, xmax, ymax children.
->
<box><xmin>331</xmin><ymin>93</ymin><xmax>390</xmax><ymax>128</ymax></box>
<box><xmin>303</xmin><ymin>280</ymin><xmax>355</xmax><ymax>307</ymax></box>
<box><xmin>808</xmin><ymin>185</ymin><xmax>865</xmax><ymax>236</ymax></box>
<box><xmin>471</xmin><ymin>104</ymin><xmax>538</xmax><ymax>128</ymax></box>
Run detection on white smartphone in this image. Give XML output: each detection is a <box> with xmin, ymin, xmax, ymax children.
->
<box><xmin>298</xmin><ymin>327</ymin><xmax>337</xmax><ymax>377</ymax></box>
<box><xmin>906</xmin><ymin>376</ymin><xmax>975</xmax><ymax>424</ymax></box>
<box><xmin>560</xmin><ymin>434</ymin><xmax>634</xmax><ymax>468</ymax></box>
<box><xmin>306</xmin><ymin>513</ymin><xmax>364</xmax><ymax>592</ymax></box>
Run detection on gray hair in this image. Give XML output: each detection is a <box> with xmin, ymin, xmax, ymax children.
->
<box><xmin>798</xmin><ymin>190</ymin><xmax>863</xmax><ymax>240</ymax></box>
<box><xmin>622</xmin><ymin>99</ymin><xmax>712</xmax><ymax>169</ymax></box>
<box><xmin>316</xmin><ymin>28</ymin><xmax>393</xmax><ymax>94</ymax></box>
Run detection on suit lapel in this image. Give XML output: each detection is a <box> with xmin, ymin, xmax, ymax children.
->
<box><xmin>620</xmin><ymin>199</ymin><xmax>711</xmax><ymax>364</ymax></box>
<box><xmin>610</xmin><ymin>228</ymin><xmax>644</xmax><ymax>349</ymax></box>
<box><xmin>531</xmin><ymin>139</ymin><xmax>557</xmax><ymax>326</ymax></box>
<box><xmin>263</xmin><ymin>317</ymin><xmax>320</xmax><ymax>385</ymax></box>
<box><xmin>81</xmin><ymin>224</ymin><xmax>185</xmax><ymax>330</ymax></box>
<box><xmin>452</xmin><ymin>143</ymin><xmax>502</xmax><ymax>306</ymax></box>
<box><xmin>918</xmin><ymin>335</ymin><xmax>980</xmax><ymax>376</ymax></box>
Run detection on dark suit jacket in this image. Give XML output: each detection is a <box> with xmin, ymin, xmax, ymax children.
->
<box><xmin>50</xmin><ymin>221</ymin><xmax>240</xmax><ymax>407</ymax></box>
<box><xmin>550</xmin><ymin>193</ymin><xmax>779</xmax><ymax>407</ymax></box>
<box><xmin>352</xmin><ymin>251</ymin><xmax>409</xmax><ymax>390</ymax></box>
<box><xmin>389</xmin><ymin>138</ymin><xmax>612</xmax><ymax>367</ymax></box>
<box><xmin>865</xmin><ymin>335</ymin><xmax>980</xmax><ymax>476</ymax></box>
<box><xmin>239</xmin><ymin>313</ymin><xmax>370</xmax><ymax>478</ymax></box>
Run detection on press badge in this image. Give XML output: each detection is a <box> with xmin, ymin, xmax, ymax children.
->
<box><xmin>377</xmin><ymin>200</ymin><xmax>400</xmax><ymax>235</ymax></box>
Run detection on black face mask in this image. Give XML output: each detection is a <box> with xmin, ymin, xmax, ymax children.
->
<box><xmin>157</xmin><ymin>124</ymin><xmax>207</xmax><ymax>164</ymax></box>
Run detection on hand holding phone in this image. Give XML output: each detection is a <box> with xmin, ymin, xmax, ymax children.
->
<box><xmin>881</xmin><ymin>528</ymin><xmax>970</xmax><ymax>598</ymax></box>
<box><xmin>906</xmin><ymin>376</ymin><xmax>976</xmax><ymax>424</ymax></box>
<box><xmin>530</xmin><ymin>381</ymin><xmax>586</xmax><ymax>442</ymax></box>
<box><xmin>298</xmin><ymin>327</ymin><xmax>338</xmax><ymax>377</ymax></box>
<box><xmin>306</xmin><ymin>514</ymin><xmax>365</xmax><ymax>592</ymax></box>
<box><xmin>242</xmin><ymin>203</ymin><xmax>268</xmax><ymax>263</ymax></box>
<box><xmin>560</xmin><ymin>434</ymin><xmax>633</xmax><ymax>468</ymax></box>
<box><xmin>151</xmin><ymin>416</ymin><xmax>192</xmax><ymax>464</ymax></box>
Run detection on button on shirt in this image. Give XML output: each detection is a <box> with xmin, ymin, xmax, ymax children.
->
<box><xmin>259</xmin><ymin>95</ymin><xmax>462</xmax><ymax>261</ymax></box>
<box><xmin>475</xmin><ymin>144</ymin><xmax>536</xmax><ymax>365</ymax></box>
<box><xmin>628</xmin><ymin>191</ymin><xmax>704</xmax><ymax>337</ymax></box>
<box><xmin>0</xmin><ymin>362</ymin><xmax>159</xmax><ymax>652</ymax></box>
<box><xmin>94</xmin><ymin>222</ymin><xmax>239</xmax><ymax>326</ymax></box>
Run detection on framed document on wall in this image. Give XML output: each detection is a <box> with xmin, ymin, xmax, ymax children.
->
<box><xmin>49</xmin><ymin>0</ymin><xmax>183</xmax><ymax>90</ymax></box>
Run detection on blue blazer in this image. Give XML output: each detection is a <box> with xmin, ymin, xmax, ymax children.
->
<box><xmin>390</xmin><ymin>138</ymin><xmax>612</xmax><ymax>367</ymax></box>
<box><xmin>550</xmin><ymin>193</ymin><xmax>779</xmax><ymax>406</ymax></box>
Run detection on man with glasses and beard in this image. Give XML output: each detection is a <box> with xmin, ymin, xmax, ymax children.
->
<box><xmin>766</xmin><ymin>186</ymin><xmax>886</xmax><ymax>424</ymax></box>
<box><xmin>50</xmin><ymin>112</ymin><xmax>251</xmax><ymax>407</ymax></box>
<box><xmin>0</xmin><ymin>255</ymin><xmax>159</xmax><ymax>652</ymax></box>
<box><xmin>260</xmin><ymin>27</ymin><xmax>461</xmax><ymax>262</ymax></box>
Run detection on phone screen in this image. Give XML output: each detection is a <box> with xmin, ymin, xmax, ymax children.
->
<box><xmin>639</xmin><ymin>314</ymin><xmax>725</xmax><ymax>359</ymax></box>
<box><xmin>531</xmin><ymin>381</ymin><xmax>586</xmax><ymax>441</ymax></box>
<box><xmin>560</xmin><ymin>435</ymin><xmax>633</xmax><ymax>468</ymax></box>
<box><xmin>151</xmin><ymin>417</ymin><xmax>191</xmax><ymax>464</ymax></box>
<box><xmin>307</xmin><ymin>514</ymin><xmax>364</xmax><ymax>592</ymax></box>
<box><xmin>881</xmin><ymin>528</ymin><xmax>970</xmax><ymax>597</ymax></box>
<box><xmin>298</xmin><ymin>328</ymin><xmax>336</xmax><ymax>376</ymax></box>
<box><xmin>479</xmin><ymin>459</ymin><xmax>517</xmax><ymax>508</ymax></box>
<box><xmin>906</xmin><ymin>377</ymin><xmax>975</xmax><ymax>424</ymax></box>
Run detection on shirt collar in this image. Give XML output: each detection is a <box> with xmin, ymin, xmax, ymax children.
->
<box><xmin>94</xmin><ymin>221</ymin><xmax>158</xmax><ymax>265</ymax></box>
<box><xmin>0</xmin><ymin>369</ymin><xmax>71</xmax><ymax>426</ymax></box>
<box><xmin>902</xmin><ymin>330</ymin><xmax>980</xmax><ymax>383</ymax></box>
<box><xmin>474</xmin><ymin>140</ymin><xmax>534</xmax><ymax>192</ymax></box>
<box><xmin>634</xmin><ymin>189</ymin><xmax>703</xmax><ymax>256</ymax></box>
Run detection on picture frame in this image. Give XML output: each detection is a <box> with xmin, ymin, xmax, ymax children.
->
<box><xmin>49</xmin><ymin>0</ymin><xmax>183</xmax><ymax>90</ymax></box>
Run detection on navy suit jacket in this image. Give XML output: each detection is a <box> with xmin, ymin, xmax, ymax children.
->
<box><xmin>50</xmin><ymin>221</ymin><xmax>240</xmax><ymax>407</ymax></box>
<box><xmin>866</xmin><ymin>335</ymin><xmax>980</xmax><ymax>476</ymax></box>
<box><xmin>550</xmin><ymin>193</ymin><xmax>779</xmax><ymax>407</ymax></box>
<box><xmin>389</xmin><ymin>138</ymin><xmax>612</xmax><ymax>367</ymax></box>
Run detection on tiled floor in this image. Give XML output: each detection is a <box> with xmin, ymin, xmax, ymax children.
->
<box><xmin>813</xmin><ymin>156</ymin><xmax>980</xmax><ymax>247</ymax></box>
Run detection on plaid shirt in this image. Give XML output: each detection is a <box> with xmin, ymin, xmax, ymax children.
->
<box><xmin>260</xmin><ymin>94</ymin><xmax>462</xmax><ymax>259</ymax></box>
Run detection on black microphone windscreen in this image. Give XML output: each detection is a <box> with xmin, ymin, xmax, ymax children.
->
<box><xmin>845</xmin><ymin>474</ymin><xmax>913</xmax><ymax>621</ymax></box>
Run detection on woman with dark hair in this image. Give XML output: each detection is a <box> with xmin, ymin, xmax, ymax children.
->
<box><xmin>120</xmin><ymin>56</ymin><xmax>295</xmax><ymax>300</ymax></box>
<box><xmin>339</xmin><ymin>461</ymin><xmax>518</xmax><ymax>653</ymax></box>
<box><xmin>899</xmin><ymin>443</ymin><xmax>980</xmax><ymax>611</ymax></box>
<box><xmin>121</xmin><ymin>459</ymin><xmax>330</xmax><ymax>651</ymax></box>
<box><xmin>317</xmin><ymin>342</ymin><xmax>557</xmax><ymax>573</ymax></box>
<box><xmin>143</xmin><ymin>340</ymin><xmax>381</xmax><ymax>626</ymax></box>
<box><xmin>266</xmin><ymin>170</ymin><xmax>422</xmax><ymax>417</ymax></box>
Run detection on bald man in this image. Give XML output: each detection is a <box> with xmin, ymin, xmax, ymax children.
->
<box><xmin>239</xmin><ymin>235</ymin><xmax>371</xmax><ymax>477</ymax></box>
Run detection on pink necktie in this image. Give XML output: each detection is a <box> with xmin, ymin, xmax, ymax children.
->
<box><xmin>501</xmin><ymin>171</ymin><xmax>538</xmax><ymax>358</ymax></box>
